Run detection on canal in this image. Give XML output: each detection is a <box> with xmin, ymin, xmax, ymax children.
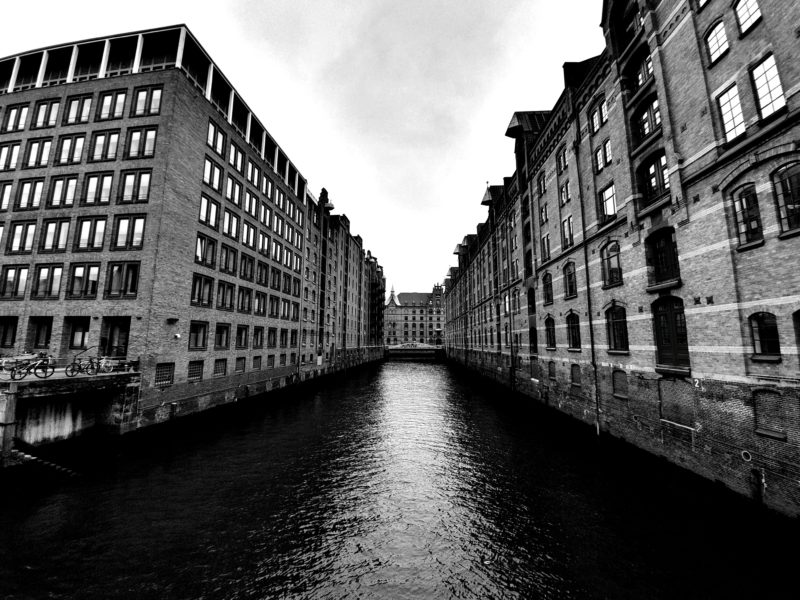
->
<box><xmin>0</xmin><ymin>362</ymin><xmax>796</xmax><ymax>599</ymax></box>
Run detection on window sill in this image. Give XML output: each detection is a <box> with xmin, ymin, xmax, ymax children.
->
<box><xmin>626</xmin><ymin>75</ymin><xmax>655</xmax><ymax>108</ymax></box>
<box><xmin>630</xmin><ymin>127</ymin><xmax>663</xmax><ymax>160</ymax></box>
<box><xmin>636</xmin><ymin>192</ymin><xmax>671</xmax><ymax>218</ymax></box>
<box><xmin>778</xmin><ymin>227</ymin><xmax>800</xmax><ymax>241</ymax></box>
<box><xmin>736</xmin><ymin>239</ymin><xmax>764</xmax><ymax>252</ymax></box>
<box><xmin>646</xmin><ymin>277</ymin><xmax>681</xmax><ymax>293</ymax></box>
<box><xmin>607</xmin><ymin>350</ymin><xmax>630</xmax><ymax>355</ymax></box>
<box><xmin>545</xmin><ymin>346</ymin><xmax>556</xmax><ymax>352</ymax></box>
<box><xmin>567</xmin><ymin>348</ymin><xmax>582</xmax><ymax>353</ymax></box>
<box><xmin>655</xmin><ymin>365</ymin><xmax>691</xmax><ymax>378</ymax></box>
<box><xmin>602</xmin><ymin>280</ymin><xmax>624</xmax><ymax>290</ymax></box>
<box><xmin>750</xmin><ymin>354</ymin><xmax>781</xmax><ymax>363</ymax></box>
<box><xmin>755</xmin><ymin>428</ymin><xmax>787</xmax><ymax>441</ymax></box>
<box><xmin>707</xmin><ymin>48</ymin><xmax>729</xmax><ymax>69</ymax></box>
<box><xmin>612</xmin><ymin>393</ymin><xmax>629</xmax><ymax>401</ymax></box>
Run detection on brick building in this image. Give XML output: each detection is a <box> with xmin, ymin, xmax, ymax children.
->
<box><xmin>0</xmin><ymin>25</ymin><xmax>385</xmax><ymax>429</ymax></box>
<box><xmin>445</xmin><ymin>0</ymin><xmax>800</xmax><ymax>515</ymax></box>
<box><xmin>385</xmin><ymin>285</ymin><xmax>444</xmax><ymax>346</ymax></box>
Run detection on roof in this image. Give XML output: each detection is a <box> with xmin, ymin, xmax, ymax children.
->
<box><xmin>505</xmin><ymin>111</ymin><xmax>551</xmax><ymax>138</ymax></box>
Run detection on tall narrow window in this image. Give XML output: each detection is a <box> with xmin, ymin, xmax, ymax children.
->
<box><xmin>773</xmin><ymin>163</ymin><xmax>800</xmax><ymax>233</ymax></box>
<box><xmin>734</xmin><ymin>0</ymin><xmax>761</xmax><ymax>34</ymax></box>
<box><xmin>652</xmin><ymin>296</ymin><xmax>690</xmax><ymax>369</ymax></box>
<box><xmin>751</xmin><ymin>55</ymin><xmax>785</xmax><ymax>119</ymax></box>
<box><xmin>640</xmin><ymin>153</ymin><xmax>670</xmax><ymax>207</ymax></box>
<box><xmin>563</xmin><ymin>263</ymin><xmax>577</xmax><ymax>298</ymax></box>
<box><xmin>132</xmin><ymin>87</ymin><xmax>162</xmax><ymax>116</ymax></box>
<box><xmin>120</xmin><ymin>170</ymin><xmax>151</xmax><ymax>203</ymax></box>
<box><xmin>543</xmin><ymin>273</ymin><xmax>553</xmax><ymax>305</ymax></box>
<box><xmin>599</xmin><ymin>184</ymin><xmax>617</xmax><ymax>222</ymax></box>
<box><xmin>561</xmin><ymin>216</ymin><xmax>574</xmax><ymax>249</ymax></box>
<box><xmin>749</xmin><ymin>312</ymin><xmax>780</xmax><ymax>356</ymax></box>
<box><xmin>105</xmin><ymin>262</ymin><xmax>139</xmax><ymax>298</ymax></box>
<box><xmin>646</xmin><ymin>228</ymin><xmax>680</xmax><ymax>285</ymax></box>
<box><xmin>601</xmin><ymin>241</ymin><xmax>623</xmax><ymax>286</ymax></box>
<box><xmin>97</xmin><ymin>90</ymin><xmax>126</xmax><ymax>120</ymax></box>
<box><xmin>706</xmin><ymin>22</ymin><xmax>729</xmax><ymax>63</ymax></box>
<box><xmin>566</xmin><ymin>313</ymin><xmax>581</xmax><ymax>350</ymax></box>
<box><xmin>606</xmin><ymin>304</ymin><xmax>629</xmax><ymax>351</ymax></box>
<box><xmin>545</xmin><ymin>316</ymin><xmax>556</xmax><ymax>349</ymax></box>
<box><xmin>732</xmin><ymin>184</ymin><xmax>762</xmax><ymax>245</ymax></box>
<box><xmin>718</xmin><ymin>85</ymin><xmax>745</xmax><ymax>141</ymax></box>
<box><xmin>126</xmin><ymin>127</ymin><xmax>157</xmax><ymax>158</ymax></box>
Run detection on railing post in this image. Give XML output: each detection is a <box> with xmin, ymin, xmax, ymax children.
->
<box><xmin>0</xmin><ymin>383</ymin><xmax>19</xmax><ymax>465</ymax></box>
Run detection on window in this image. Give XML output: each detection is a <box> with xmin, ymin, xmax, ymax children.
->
<box><xmin>237</xmin><ymin>287</ymin><xmax>252</xmax><ymax>313</ymax></box>
<box><xmin>112</xmin><ymin>215</ymin><xmax>145</xmax><ymax>250</ymax></box>
<box><xmin>599</xmin><ymin>184</ymin><xmax>617</xmax><ymax>222</ymax></box>
<box><xmin>706</xmin><ymin>22</ymin><xmax>728</xmax><ymax>63</ymax></box>
<box><xmin>120</xmin><ymin>170</ymin><xmax>151</xmax><ymax>203</ymax></box>
<box><xmin>217</xmin><ymin>281</ymin><xmax>235</xmax><ymax>310</ymax></box>
<box><xmin>753</xmin><ymin>389</ymin><xmax>785</xmax><ymax>439</ymax></box>
<box><xmin>126</xmin><ymin>127</ymin><xmax>157</xmax><ymax>158</ymax></box>
<box><xmin>543</xmin><ymin>272</ymin><xmax>553</xmax><ymax>305</ymax></box>
<box><xmin>570</xmin><ymin>364</ymin><xmax>582</xmax><ymax>389</ymax></box>
<box><xmin>0</xmin><ymin>142</ymin><xmax>21</xmax><ymax>171</ymax></box>
<box><xmin>749</xmin><ymin>312</ymin><xmax>780</xmax><ymax>356</ymax></box>
<box><xmin>718</xmin><ymin>85</ymin><xmax>745</xmax><ymax>142</ymax></box>
<box><xmin>154</xmin><ymin>363</ymin><xmax>174</xmax><ymax>388</ymax></box>
<box><xmin>3</xmin><ymin>104</ymin><xmax>28</xmax><ymax>132</ymax></box>
<box><xmin>214</xmin><ymin>324</ymin><xmax>230</xmax><ymax>349</ymax></box>
<box><xmin>0</xmin><ymin>265</ymin><xmax>28</xmax><ymax>298</ymax></box>
<box><xmin>83</xmin><ymin>173</ymin><xmax>113</xmax><ymax>205</ymax></box>
<box><xmin>0</xmin><ymin>181</ymin><xmax>10</xmax><ymax>210</ymax></box>
<box><xmin>40</xmin><ymin>219</ymin><xmax>70</xmax><ymax>252</ymax></box>
<box><xmin>240</xmin><ymin>253</ymin><xmax>254</xmax><ymax>281</ymax></box>
<box><xmin>68</xmin><ymin>318</ymin><xmax>90</xmax><ymax>349</ymax></box>
<box><xmin>537</xmin><ymin>172</ymin><xmax>546</xmax><ymax>197</ymax></box>
<box><xmin>75</xmin><ymin>217</ymin><xmax>106</xmax><ymax>250</ymax></box>
<box><xmin>32</xmin><ymin>318</ymin><xmax>52</xmax><ymax>348</ymax></box>
<box><xmin>0</xmin><ymin>317</ymin><xmax>17</xmax><ymax>347</ymax></box>
<box><xmin>235</xmin><ymin>357</ymin><xmax>246</xmax><ymax>372</ymax></box>
<box><xmin>601</xmin><ymin>242</ymin><xmax>623</xmax><ymax>286</ymax></box>
<box><xmin>65</xmin><ymin>95</ymin><xmax>92</xmax><ymax>124</ymax></box>
<box><xmin>57</xmin><ymin>134</ymin><xmax>84</xmax><ymax>165</ymax></box>
<box><xmin>242</xmin><ymin>221</ymin><xmax>256</xmax><ymax>248</ymax></box>
<box><xmin>191</xmin><ymin>274</ymin><xmax>214</xmax><ymax>307</ymax></box>
<box><xmin>24</xmin><ymin>138</ymin><xmax>51</xmax><ymax>168</ymax></box>
<box><xmin>90</xmin><ymin>130</ymin><xmax>120</xmax><ymax>161</ymax></box>
<box><xmin>254</xmin><ymin>292</ymin><xmax>267</xmax><ymax>316</ymax></box>
<box><xmin>7</xmin><ymin>222</ymin><xmax>36</xmax><ymax>253</ymax></box>
<box><xmin>67</xmin><ymin>263</ymin><xmax>100</xmax><ymax>298</ymax></box>
<box><xmin>556</xmin><ymin>146</ymin><xmax>567</xmax><ymax>174</ymax></box>
<box><xmin>203</xmin><ymin>157</ymin><xmax>223</xmax><ymax>191</ymax></box>
<box><xmin>16</xmin><ymin>179</ymin><xmax>44</xmax><ymax>209</ymax></box>
<box><xmin>773</xmin><ymin>163</ymin><xmax>800</xmax><ymax>233</ymax></box>
<box><xmin>559</xmin><ymin>182</ymin><xmax>571</xmax><ymax>205</ymax></box>
<box><xmin>612</xmin><ymin>370</ymin><xmax>628</xmax><ymax>398</ymax></box>
<box><xmin>635</xmin><ymin>98</ymin><xmax>661</xmax><ymax>142</ymax></box>
<box><xmin>732</xmin><ymin>184</ymin><xmax>762</xmax><ymax>245</ymax></box>
<box><xmin>751</xmin><ymin>55</ymin><xmax>785</xmax><ymax>120</ymax></box>
<box><xmin>33</xmin><ymin>99</ymin><xmax>59</xmax><ymax>128</ymax></box>
<box><xmin>545</xmin><ymin>316</ymin><xmax>556</xmax><ymax>349</ymax></box>
<box><xmin>652</xmin><ymin>296</ymin><xmax>690</xmax><ymax>369</ymax></box>
<box><xmin>606</xmin><ymin>304</ymin><xmax>629</xmax><ymax>351</ymax></box>
<box><xmin>642</xmin><ymin>153</ymin><xmax>670</xmax><ymax>204</ymax></box>
<box><xmin>646</xmin><ymin>228</ymin><xmax>680</xmax><ymax>285</ymax></box>
<box><xmin>132</xmin><ymin>86</ymin><xmax>162</xmax><ymax>116</ymax></box>
<box><xmin>213</xmin><ymin>358</ymin><xmax>227</xmax><ymax>376</ymax></box>
<box><xmin>541</xmin><ymin>233</ymin><xmax>551</xmax><ymax>261</ymax></box>
<box><xmin>188</xmin><ymin>360</ymin><xmax>204</xmax><ymax>381</ymax></box>
<box><xmin>734</xmin><ymin>0</ymin><xmax>761</xmax><ymax>33</ymax></box>
<box><xmin>267</xmin><ymin>328</ymin><xmax>277</xmax><ymax>348</ymax></box>
<box><xmin>563</xmin><ymin>263</ymin><xmax>577</xmax><ymax>298</ymax></box>
<box><xmin>635</xmin><ymin>54</ymin><xmax>653</xmax><ymax>90</ymax></box>
<box><xmin>229</xmin><ymin>143</ymin><xmax>244</xmax><ymax>173</ymax></box>
<box><xmin>566</xmin><ymin>313</ymin><xmax>581</xmax><ymax>349</ymax></box>
<box><xmin>199</xmin><ymin>195</ymin><xmax>220</xmax><ymax>229</ymax></box>
<box><xmin>105</xmin><ymin>262</ymin><xmax>139</xmax><ymax>298</ymax></box>
<box><xmin>48</xmin><ymin>176</ymin><xmax>77</xmax><ymax>208</ymax></box>
<box><xmin>195</xmin><ymin>233</ymin><xmax>217</xmax><ymax>268</ymax></box>
<box><xmin>219</xmin><ymin>244</ymin><xmax>237</xmax><ymax>274</ymax></box>
<box><xmin>225</xmin><ymin>176</ymin><xmax>242</xmax><ymax>206</ymax></box>
<box><xmin>222</xmin><ymin>210</ymin><xmax>240</xmax><ymax>239</ymax></box>
<box><xmin>561</xmin><ymin>216</ymin><xmax>574</xmax><ymax>249</ymax></box>
<box><xmin>207</xmin><ymin>120</ymin><xmax>226</xmax><ymax>156</ymax></box>
<box><xmin>97</xmin><ymin>90</ymin><xmax>126</xmax><ymax>120</ymax></box>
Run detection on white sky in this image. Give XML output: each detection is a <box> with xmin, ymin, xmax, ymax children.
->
<box><xmin>0</xmin><ymin>0</ymin><xmax>604</xmax><ymax>294</ymax></box>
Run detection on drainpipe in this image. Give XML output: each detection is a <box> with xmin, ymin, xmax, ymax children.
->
<box><xmin>572</xmin><ymin>117</ymin><xmax>601</xmax><ymax>437</ymax></box>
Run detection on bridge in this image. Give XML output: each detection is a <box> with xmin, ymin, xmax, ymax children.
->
<box><xmin>384</xmin><ymin>343</ymin><xmax>445</xmax><ymax>361</ymax></box>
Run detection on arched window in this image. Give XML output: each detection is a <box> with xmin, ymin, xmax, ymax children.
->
<box><xmin>612</xmin><ymin>370</ymin><xmax>629</xmax><ymax>399</ymax></box>
<box><xmin>706</xmin><ymin>22</ymin><xmax>728</xmax><ymax>63</ymax></box>
<box><xmin>601</xmin><ymin>242</ymin><xmax>622</xmax><ymax>287</ymax></box>
<box><xmin>734</xmin><ymin>0</ymin><xmax>761</xmax><ymax>34</ymax></box>
<box><xmin>732</xmin><ymin>184</ymin><xmax>762</xmax><ymax>245</ymax></box>
<box><xmin>543</xmin><ymin>273</ymin><xmax>553</xmax><ymax>305</ymax></box>
<box><xmin>645</xmin><ymin>228</ymin><xmax>680</xmax><ymax>285</ymax></box>
<box><xmin>773</xmin><ymin>163</ymin><xmax>800</xmax><ymax>233</ymax></box>
<box><xmin>571</xmin><ymin>364</ymin><xmax>582</xmax><ymax>388</ymax></box>
<box><xmin>566</xmin><ymin>313</ymin><xmax>581</xmax><ymax>350</ymax></box>
<box><xmin>529</xmin><ymin>325</ymin><xmax>538</xmax><ymax>353</ymax></box>
<box><xmin>548</xmin><ymin>360</ymin><xmax>556</xmax><ymax>380</ymax></box>
<box><xmin>635</xmin><ymin>97</ymin><xmax>661</xmax><ymax>143</ymax></box>
<box><xmin>527</xmin><ymin>287</ymin><xmax>536</xmax><ymax>313</ymax></box>
<box><xmin>750</xmin><ymin>312</ymin><xmax>780</xmax><ymax>356</ymax></box>
<box><xmin>640</xmin><ymin>152</ymin><xmax>670</xmax><ymax>206</ymax></box>
<box><xmin>634</xmin><ymin>53</ymin><xmax>653</xmax><ymax>91</ymax></box>
<box><xmin>564</xmin><ymin>263</ymin><xmax>577</xmax><ymax>298</ymax></box>
<box><xmin>606</xmin><ymin>304</ymin><xmax>629</xmax><ymax>351</ymax></box>
<box><xmin>652</xmin><ymin>296</ymin><xmax>690</xmax><ymax>369</ymax></box>
<box><xmin>545</xmin><ymin>316</ymin><xmax>556</xmax><ymax>349</ymax></box>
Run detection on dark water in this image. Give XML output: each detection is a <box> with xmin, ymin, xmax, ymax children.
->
<box><xmin>0</xmin><ymin>362</ymin><xmax>797</xmax><ymax>599</ymax></box>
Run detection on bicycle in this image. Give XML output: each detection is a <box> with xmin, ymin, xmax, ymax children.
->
<box><xmin>64</xmin><ymin>356</ymin><xmax>98</xmax><ymax>377</ymax></box>
<box><xmin>10</xmin><ymin>353</ymin><xmax>55</xmax><ymax>380</ymax></box>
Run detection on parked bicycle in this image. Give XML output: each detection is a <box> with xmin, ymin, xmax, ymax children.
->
<box><xmin>10</xmin><ymin>353</ymin><xmax>55</xmax><ymax>380</ymax></box>
<box><xmin>65</xmin><ymin>355</ymin><xmax>98</xmax><ymax>377</ymax></box>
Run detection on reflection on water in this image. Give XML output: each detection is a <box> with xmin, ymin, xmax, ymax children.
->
<box><xmin>0</xmin><ymin>362</ymin><xmax>797</xmax><ymax>599</ymax></box>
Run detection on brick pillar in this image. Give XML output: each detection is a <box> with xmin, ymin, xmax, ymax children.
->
<box><xmin>0</xmin><ymin>383</ymin><xmax>19</xmax><ymax>464</ymax></box>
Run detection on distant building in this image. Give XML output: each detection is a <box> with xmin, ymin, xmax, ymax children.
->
<box><xmin>385</xmin><ymin>285</ymin><xmax>444</xmax><ymax>346</ymax></box>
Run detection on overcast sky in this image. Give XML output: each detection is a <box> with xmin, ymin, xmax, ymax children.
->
<box><xmin>1</xmin><ymin>0</ymin><xmax>604</xmax><ymax>294</ymax></box>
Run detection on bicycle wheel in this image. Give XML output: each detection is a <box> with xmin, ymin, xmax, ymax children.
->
<box><xmin>10</xmin><ymin>366</ymin><xmax>27</xmax><ymax>380</ymax></box>
<box><xmin>85</xmin><ymin>362</ymin><xmax>97</xmax><ymax>376</ymax></box>
<box><xmin>35</xmin><ymin>364</ymin><xmax>55</xmax><ymax>378</ymax></box>
<box><xmin>100</xmin><ymin>361</ymin><xmax>114</xmax><ymax>373</ymax></box>
<box><xmin>65</xmin><ymin>362</ymin><xmax>80</xmax><ymax>377</ymax></box>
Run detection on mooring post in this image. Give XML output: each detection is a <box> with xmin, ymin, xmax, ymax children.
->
<box><xmin>0</xmin><ymin>382</ymin><xmax>19</xmax><ymax>465</ymax></box>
